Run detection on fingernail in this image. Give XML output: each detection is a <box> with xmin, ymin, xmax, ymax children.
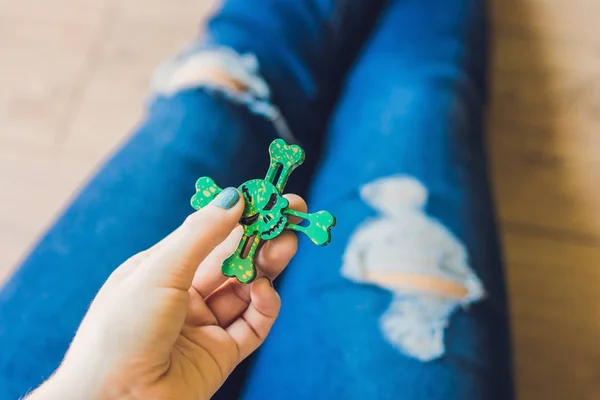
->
<box><xmin>212</xmin><ymin>187</ymin><xmax>240</xmax><ymax>209</ymax></box>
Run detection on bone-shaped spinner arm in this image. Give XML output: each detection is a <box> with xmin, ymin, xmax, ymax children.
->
<box><xmin>265</xmin><ymin>139</ymin><xmax>305</xmax><ymax>193</ymax></box>
<box><xmin>221</xmin><ymin>233</ymin><xmax>261</xmax><ymax>284</ymax></box>
<box><xmin>190</xmin><ymin>177</ymin><xmax>223</xmax><ymax>209</ymax></box>
<box><xmin>284</xmin><ymin>209</ymin><xmax>336</xmax><ymax>246</ymax></box>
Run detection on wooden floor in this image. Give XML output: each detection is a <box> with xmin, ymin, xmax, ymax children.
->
<box><xmin>0</xmin><ymin>0</ymin><xmax>598</xmax><ymax>399</ymax></box>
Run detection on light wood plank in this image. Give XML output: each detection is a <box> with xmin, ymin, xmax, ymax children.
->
<box><xmin>0</xmin><ymin>16</ymin><xmax>101</xmax><ymax>146</ymax></box>
<box><xmin>502</xmin><ymin>232</ymin><xmax>600</xmax><ymax>400</ymax></box>
<box><xmin>490</xmin><ymin>0</ymin><xmax>600</xmax><ymax>399</ymax></box>
<box><xmin>62</xmin><ymin>0</ymin><xmax>209</xmax><ymax>156</ymax></box>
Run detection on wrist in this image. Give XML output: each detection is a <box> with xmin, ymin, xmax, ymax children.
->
<box><xmin>26</xmin><ymin>373</ymin><xmax>81</xmax><ymax>400</ymax></box>
<box><xmin>27</xmin><ymin>364</ymin><xmax>110</xmax><ymax>400</ymax></box>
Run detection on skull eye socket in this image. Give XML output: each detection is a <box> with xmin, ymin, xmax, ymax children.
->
<box><xmin>241</xmin><ymin>214</ymin><xmax>259</xmax><ymax>226</ymax></box>
<box><xmin>263</xmin><ymin>193</ymin><xmax>279</xmax><ymax>211</ymax></box>
<box><xmin>241</xmin><ymin>185</ymin><xmax>252</xmax><ymax>202</ymax></box>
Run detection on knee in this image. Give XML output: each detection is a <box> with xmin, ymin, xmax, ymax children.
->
<box><xmin>341</xmin><ymin>175</ymin><xmax>486</xmax><ymax>361</ymax></box>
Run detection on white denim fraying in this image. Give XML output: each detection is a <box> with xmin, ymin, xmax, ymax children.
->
<box><xmin>342</xmin><ymin>175</ymin><xmax>485</xmax><ymax>361</ymax></box>
<box><xmin>151</xmin><ymin>46</ymin><xmax>296</xmax><ymax>144</ymax></box>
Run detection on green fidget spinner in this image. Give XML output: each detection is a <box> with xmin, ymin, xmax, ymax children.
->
<box><xmin>191</xmin><ymin>139</ymin><xmax>336</xmax><ymax>284</ymax></box>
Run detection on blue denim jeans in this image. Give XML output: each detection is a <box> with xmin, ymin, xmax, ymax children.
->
<box><xmin>0</xmin><ymin>0</ymin><xmax>512</xmax><ymax>399</ymax></box>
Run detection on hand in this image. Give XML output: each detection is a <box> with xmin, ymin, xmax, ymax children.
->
<box><xmin>29</xmin><ymin>188</ymin><xmax>306</xmax><ymax>400</ymax></box>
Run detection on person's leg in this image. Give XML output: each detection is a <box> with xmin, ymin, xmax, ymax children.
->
<box><xmin>243</xmin><ymin>0</ymin><xmax>513</xmax><ymax>399</ymax></box>
<box><xmin>0</xmin><ymin>1</ymin><xmax>388</xmax><ymax>398</ymax></box>
<box><xmin>158</xmin><ymin>0</ymin><xmax>388</xmax><ymax>153</ymax></box>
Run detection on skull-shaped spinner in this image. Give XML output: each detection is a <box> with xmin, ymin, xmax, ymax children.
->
<box><xmin>191</xmin><ymin>139</ymin><xmax>336</xmax><ymax>284</ymax></box>
<box><xmin>239</xmin><ymin>179</ymin><xmax>289</xmax><ymax>240</ymax></box>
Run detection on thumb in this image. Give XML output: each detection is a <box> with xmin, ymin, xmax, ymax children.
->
<box><xmin>138</xmin><ymin>187</ymin><xmax>244</xmax><ymax>290</ymax></box>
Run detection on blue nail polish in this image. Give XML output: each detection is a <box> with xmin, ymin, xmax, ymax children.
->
<box><xmin>212</xmin><ymin>187</ymin><xmax>240</xmax><ymax>209</ymax></box>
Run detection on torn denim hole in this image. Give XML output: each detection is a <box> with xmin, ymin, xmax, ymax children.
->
<box><xmin>150</xmin><ymin>46</ymin><xmax>297</xmax><ymax>144</ymax></box>
<box><xmin>342</xmin><ymin>175</ymin><xmax>485</xmax><ymax>362</ymax></box>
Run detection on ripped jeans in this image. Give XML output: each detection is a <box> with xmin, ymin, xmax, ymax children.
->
<box><xmin>0</xmin><ymin>0</ymin><xmax>513</xmax><ymax>399</ymax></box>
